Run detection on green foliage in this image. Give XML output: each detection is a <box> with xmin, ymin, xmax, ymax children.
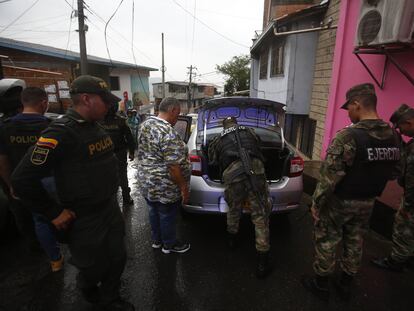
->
<box><xmin>216</xmin><ymin>55</ymin><xmax>250</xmax><ymax>96</ymax></box>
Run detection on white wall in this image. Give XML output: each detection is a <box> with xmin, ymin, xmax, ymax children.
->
<box><xmin>110</xmin><ymin>68</ymin><xmax>132</xmax><ymax>100</ymax></box>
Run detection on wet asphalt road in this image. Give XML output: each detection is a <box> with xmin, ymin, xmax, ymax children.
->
<box><xmin>0</xmin><ymin>162</ymin><xmax>413</xmax><ymax>311</ymax></box>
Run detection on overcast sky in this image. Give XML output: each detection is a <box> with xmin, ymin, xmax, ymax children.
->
<box><xmin>0</xmin><ymin>0</ymin><xmax>264</xmax><ymax>87</ymax></box>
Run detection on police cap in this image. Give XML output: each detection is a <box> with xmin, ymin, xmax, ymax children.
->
<box><xmin>223</xmin><ymin>116</ymin><xmax>238</xmax><ymax>128</ymax></box>
<box><xmin>341</xmin><ymin>83</ymin><xmax>376</xmax><ymax>110</ymax></box>
<box><xmin>390</xmin><ymin>104</ymin><xmax>414</xmax><ymax>128</ymax></box>
<box><xmin>70</xmin><ymin>75</ymin><xmax>121</xmax><ymax>104</ymax></box>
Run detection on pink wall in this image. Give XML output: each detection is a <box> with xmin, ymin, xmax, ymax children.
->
<box><xmin>322</xmin><ymin>0</ymin><xmax>414</xmax><ymax>155</ymax></box>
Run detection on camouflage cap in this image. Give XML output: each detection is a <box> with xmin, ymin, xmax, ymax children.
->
<box><xmin>70</xmin><ymin>75</ymin><xmax>121</xmax><ymax>103</ymax></box>
<box><xmin>390</xmin><ymin>104</ymin><xmax>414</xmax><ymax>127</ymax></box>
<box><xmin>223</xmin><ymin>116</ymin><xmax>238</xmax><ymax>128</ymax></box>
<box><xmin>341</xmin><ymin>83</ymin><xmax>376</xmax><ymax>110</ymax></box>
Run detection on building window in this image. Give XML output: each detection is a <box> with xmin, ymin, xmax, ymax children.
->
<box><xmin>271</xmin><ymin>41</ymin><xmax>285</xmax><ymax>76</ymax></box>
<box><xmin>169</xmin><ymin>84</ymin><xmax>187</xmax><ymax>93</ymax></box>
<box><xmin>158</xmin><ymin>85</ymin><xmax>163</xmax><ymax>94</ymax></box>
<box><xmin>109</xmin><ymin>76</ymin><xmax>120</xmax><ymax>91</ymax></box>
<box><xmin>284</xmin><ymin>114</ymin><xmax>316</xmax><ymax>158</ymax></box>
<box><xmin>259</xmin><ymin>49</ymin><xmax>268</xmax><ymax>80</ymax></box>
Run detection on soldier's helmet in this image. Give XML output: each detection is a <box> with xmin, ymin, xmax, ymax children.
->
<box><xmin>0</xmin><ymin>79</ymin><xmax>26</xmax><ymax>114</ymax></box>
<box><xmin>390</xmin><ymin>104</ymin><xmax>414</xmax><ymax>128</ymax></box>
<box><xmin>223</xmin><ymin>116</ymin><xmax>238</xmax><ymax>129</ymax></box>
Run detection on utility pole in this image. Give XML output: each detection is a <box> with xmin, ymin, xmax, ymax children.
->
<box><xmin>77</xmin><ymin>0</ymin><xmax>88</xmax><ymax>75</ymax></box>
<box><xmin>187</xmin><ymin>65</ymin><xmax>196</xmax><ymax>112</ymax></box>
<box><xmin>161</xmin><ymin>33</ymin><xmax>165</xmax><ymax>99</ymax></box>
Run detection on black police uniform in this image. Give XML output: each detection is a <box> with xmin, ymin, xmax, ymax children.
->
<box><xmin>11</xmin><ymin>109</ymin><xmax>126</xmax><ymax>306</ymax></box>
<box><xmin>0</xmin><ymin>114</ymin><xmax>50</xmax><ymax>249</ymax></box>
<box><xmin>99</xmin><ymin>113</ymin><xmax>136</xmax><ymax>204</ymax></box>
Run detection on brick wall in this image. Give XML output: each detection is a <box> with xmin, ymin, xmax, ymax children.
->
<box><xmin>308</xmin><ymin>0</ymin><xmax>341</xmax><ymax>160</ymax></box>
<box><xmin>1</xmin><ymin>47</ymin><xmax>74</xmax><ymax>112</ymax></box>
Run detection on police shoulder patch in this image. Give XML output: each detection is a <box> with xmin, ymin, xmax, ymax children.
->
<box><xmin>31</xmin><ymin>146</ymin><xmax>50</xmax><ymax>165</ymax></box>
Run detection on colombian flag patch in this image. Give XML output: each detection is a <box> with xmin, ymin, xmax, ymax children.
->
<box><xmin>37</xmin><ymin>137</ymin><xmax>58</xmax><ymax>149</ymax></box>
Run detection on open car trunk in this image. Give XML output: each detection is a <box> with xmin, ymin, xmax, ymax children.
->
<box><xmin>196</xmin><ymin>97</ymin><xmax>292</xmax><ymax>182</ymax></box>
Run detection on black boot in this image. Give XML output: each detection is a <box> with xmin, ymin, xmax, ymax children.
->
<box><xmin>371</xmin><ymin>257</ymin><xmax>405</xmax><ymax>272</ymax></box>
<box><xmin>256</xmin><ymin>251</ymin><xmax>272</xmax><ymax>279</ymax></box>
<box><xmin>301</xmin><ymin>275</ymin><xmax>330</xmax><ymax>301</ymax></box>
<box><xmin>335</xmin><ymin>271</ymin><xmax>353</xmax><ymax>301</ymax></box>
<box><xmin>227</xmin><ymin>232</ymin><xmax>238</xmax><ymax>250</ymax></box>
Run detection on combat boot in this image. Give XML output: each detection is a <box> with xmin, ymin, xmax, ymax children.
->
<box><xmin>256</xmin><ymin>251</ymin><xmax>272</xmax><ymax>279</ymax></box>
<box><xmin>301</xmin><ymin>275</ymin><xmax>330</xmax><ymax>301</ymax></box>
<box><xmin>371</xmin><ymin>256</ymin><xmax>405</xmax><ymax>272</ymax></box>
<box><xmin>227</xmin><ymin>232</ymin><xmax>238</xmax><ymax>250</ymax></box>
<box><xmin>334</xmin><ymin>271</ymin><xmax>353</xmax><ymax>301</ymax></box>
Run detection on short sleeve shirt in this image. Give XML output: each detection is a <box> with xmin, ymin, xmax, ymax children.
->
<box><xmin>137</xmin><ymin>116</ymin><xmax>191</xmax><ymax>203</ymax></box>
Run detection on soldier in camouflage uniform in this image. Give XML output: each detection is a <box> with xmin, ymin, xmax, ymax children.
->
<box><xmin>208</xmin><ymin>117</ymin><xmax>272</xmax><ymax>279</ymax></box>
<box><xmin>302</xmin><ymin>83</ymin><xmax>401</xmax><ymax>301</ymax></box>
<box><xmin>372</xmin><ymin>104</ymin><xmax>414</xmax><ymax>272</ymax></box>
<box><xmin>137</xmin><ymin>97</ymin><xmax>191</xmax><ymax>254</ymax></box>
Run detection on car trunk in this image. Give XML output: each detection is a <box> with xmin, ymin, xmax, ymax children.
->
<box><xmin>196</xmin><ymin>98</ymin><xmax>292</xmax><ymax>182</ymax></box>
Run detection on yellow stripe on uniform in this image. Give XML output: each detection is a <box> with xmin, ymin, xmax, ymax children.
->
<box><xmin>37</xmin><ymin>137</ymin><xmax>59</xmax><ymax>149</ymax></box>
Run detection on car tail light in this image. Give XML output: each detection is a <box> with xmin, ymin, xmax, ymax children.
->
<box><xmin>289</xmin><ymin>156</ymin><xmax>304</xmax><ymax>177</ymax></box>
<box><xmin>190</xmin><ymin>155</ymin><xmax>202</xmax><ymax>176</ymax></box>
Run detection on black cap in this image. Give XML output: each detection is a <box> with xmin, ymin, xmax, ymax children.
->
<box><xmin>341</xmin><ymin>83</ymin><xmax>376</xmax><ymax>110</ymax></box>
<box><xmin>390</xmin><ymin>104</ymin><xmax>414</xmax><ymax>128</ymax></box>
<box><xmin>70</xmin><ymin>75</ymin><xmax>121</xmax><ymax>103</ymax></box>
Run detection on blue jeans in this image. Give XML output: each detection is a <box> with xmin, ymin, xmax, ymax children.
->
<box><xmin>32</xmin><ymin>212</ymin><xmax>61</xmax><ymax>261</ymax></box>
<box><xmin>145</xmin><ymin>199</ymin><xmax>179</xmax><ymax>247</ymax></box>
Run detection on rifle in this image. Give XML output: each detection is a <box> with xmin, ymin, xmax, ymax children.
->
<box><xmin>233</xmin><ymin>125</ymin><xmax>268</xmax><ymax>215</ymax></box>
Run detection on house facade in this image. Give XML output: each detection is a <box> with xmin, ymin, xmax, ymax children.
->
<box><xmin>153</xmin><ymin>81</ymin><xmax>217</xmax><ymax>114</ymax></box>
<box><xmin>0</xmin><ymin>37</ymin><xmax>156</xmax><ymax>112</ymax></box>
<box><xmin>250</xmin><ymin>0</ymin><xmax>329</xmax><ymax>157</ymax></box>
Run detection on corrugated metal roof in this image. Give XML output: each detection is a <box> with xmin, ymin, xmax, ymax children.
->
<box><xmin>0</xmin><ymin>37</ymin><xmax>157</xmax><ymax>71</ymax></box>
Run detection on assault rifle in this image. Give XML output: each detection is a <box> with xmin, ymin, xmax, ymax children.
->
<box><xmin>233</xmin><ymin>125</ymin><xmax>268</xmax><ymax>215</ymax></box>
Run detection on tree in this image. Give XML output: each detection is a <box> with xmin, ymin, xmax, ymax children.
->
<box><xmin>216</xmin><ymin>55</ymin><xmax>250</xmax><ymax>96</ymax></box>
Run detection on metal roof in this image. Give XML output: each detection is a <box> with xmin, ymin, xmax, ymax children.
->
<box><xmin>0</xmin><ymin>37</ymin><xmax>157</xmax><ymax>71</ymax></box>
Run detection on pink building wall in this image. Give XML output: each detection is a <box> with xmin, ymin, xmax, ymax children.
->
<box><xmin>323</xmin><ymin>0</ymin><xmax>414</xmax><ymax>153</ymax></box>
<box><xmin>322</xmin><ymin>0</ymin><xmax>414</xmax><ymax>208</ymax></box>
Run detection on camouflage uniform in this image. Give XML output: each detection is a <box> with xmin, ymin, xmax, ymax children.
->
<box><xmin>390</xmin><ymin>139</ymin><xmax>414</xmax><ymax>263</ymax></box>
<box><xmin>209</xmin><ymin>128</ymin><xmax>271</xmax><ymax>252</ymax></box>
<box><xmin>312</xmin><ymin>119</ymin><xmax>397</xmax><ymax>276</ymax></box>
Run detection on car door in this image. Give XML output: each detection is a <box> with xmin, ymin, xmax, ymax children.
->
<box><xmin>174</xmin><ymin>115</ymin><xmax>192</xmax><ymax>143</ymax></box>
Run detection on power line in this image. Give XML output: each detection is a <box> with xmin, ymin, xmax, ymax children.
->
<box><xmin>63</xmin><ymin>0</ymin><xmax>74</xmax><ymax>9</ymax></box>
<box><xmin>0</xmin><ymin>0</ymin><xmax>41</xmax><ymax>34</ymax></box>
<box><xmin>190</xmin><ymin>0</ymin><xmax>196</xmax><ymax>63</ymax></box>
<box><xmin>104</xmin><ymin>0</ymin><xmax>125</xmax><ymax>68</ymax></box>
<box><xmin>64</xmin><ymin>0</ymin><xmax>75</xmax><ymax>57</ymax></box>
<box><xmin>131</xmin><ymin>0</ymin><xmax>149</xmax><ymax>101</ymax></box>
<box><xmin>170</xmin><ymin>0</ymin><xmax>249</xmax><ymax>48</ymax></box>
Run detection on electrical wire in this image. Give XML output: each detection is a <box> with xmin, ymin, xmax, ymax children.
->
<box><xmin>63</xmin><ymin>0</ymin><xmax>73</xmax><ymax>9</ymax></box>
<box><xmin>170</xmin><ymin>0</ymin><xmax>249</xmax><ymax>48</ymax></box>
<box><xmin>0</xmin><ymin>0</ymin><xmax>42</xmax><ymax>34</ymax></box>
<box><xmin>190</xmin><ymin>0</ymin><xmax>197</xmax><ymax>64</ymax></box>
<box><xmin>131</xmin><ymin>0</ymin><xmax>150</xmax><ymax>101</ymax></box>
<box><xmin>64</xmin><ymin>0</ymin><xmax>75</xmax><ymax>58</ymax></box>
<box><xmin>104</xmin><ymin>0</ymin><xmax>125</xmax><ymax>68</ymax></box>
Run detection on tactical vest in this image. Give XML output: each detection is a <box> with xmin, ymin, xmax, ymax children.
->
<box><xmin>2</xmin><ymin>118</ymin><xmax>49</xmax><ymax>170</ymax></box>
<box><xmin>217</xmin><ymin>126</ymin><xmax>264</xmax><ymax>172</ymax></box>
<box><xmin>334</xmin><ymin>128</ymin><xmax>401</xmax><ymax>199</ymax></box>
<box><xmin>52</xmin><ymin>115</ymin><xmax>119</xmax><ymax>207</ymax></box>
<box><xmin>99</xmin><ymin>116</ymin><xmax>127</xmax><ymax>152</ymax></box>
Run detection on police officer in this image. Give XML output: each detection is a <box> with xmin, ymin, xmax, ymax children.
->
<box><xmin>11</xmin><ymin>75</ymin><xmax>134</xmax><ymax>311</ymax></box>
<box><xmin>208</xmin><ymin>117</ymin><xmax>272</xmax><ymax>278</ymax></box>
<box><xmin>372</xmin><ymin>104</ymin><xmax>414</xmax><ymax>272</ymax></box>
<box><xmin>302</xmin><ymin>83</ymin><xmax>401</xmax><ymax>301</ymax></box>
<box><xmin>0</xmin><ymin>87</ymin><xmax>64</xmax><ymax>271</ymax></box>
<box><xmin>99</xmin><ymin>102</ymin><xmax>136</xmax><ymax>206</ymax></box>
